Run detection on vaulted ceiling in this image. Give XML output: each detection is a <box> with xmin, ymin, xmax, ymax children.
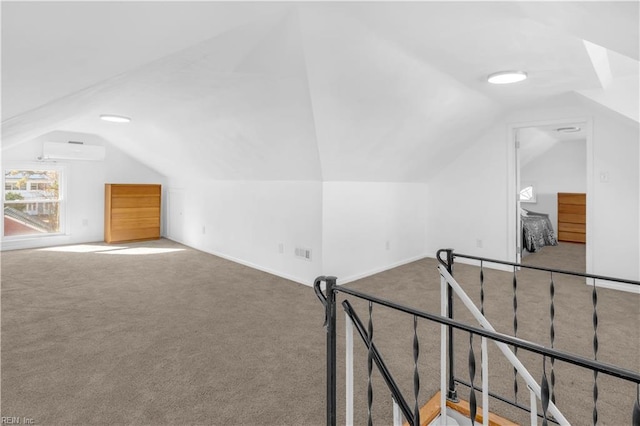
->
<box><xmin>2</xmin><ymin>1</ymin><xmax>638</xmax><ymax>182</ymax></box>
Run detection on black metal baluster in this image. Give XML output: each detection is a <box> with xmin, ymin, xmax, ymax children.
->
<box><xmin>480</xmin><ymin>260</ymin><xmax>485</xmax><ymax>317</ymax></box>
<box><xmin>513</xmin><ymin>266</ymin><xmax>519</xmax><ymax>403</ymax></box>
<box><xmin>444</xmin><ymin>249</ymin><xmax>458</xmax><ymax>402</ymax></box>
<box><xmin>315</xmin><ymin>276</ymin><xmax>337</xmax><ymax>426</ymax></box>
<box><xmin>633</xmin><ymin>384</ymin><xmax>640</xmax><ymax>426</ymax></box>
<box><xmin>367</xmin><ymin>301</ymin><xmax>374</xmax><ymax>426</ymax></box>
<box><xmin>468</xmin><ymin>333</ymin><xmax>477</xmax><ymax>425</ymax></box>
<box><xmin>413</xmin><ymin>315</ymin><xmax>420</xmax><ymax>426</ymax></box>
<box><xmin>479</xmin><ymin>260</ymin><xmax>485</xmax><ymax>422</ymax></box>
<box><xmin>541</xmin><ymin>356</ymin><xmax>550</xmax><ymax>426</ymax></box>
<box><xmin>592</xmin><ymin>278</ymin><xmax>599</xmax><ymax>425</ymax></box>
<box><xmin>549</xmin><ymin>271</ymin><xmax>556</xmax><ymax>405</ymax></box>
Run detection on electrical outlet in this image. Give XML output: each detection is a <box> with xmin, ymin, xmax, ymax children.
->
<box><xmin>599</xmin><ymin>172</ymin><xmax>609</xmax><ymax>183</ymax></box>
<box><xmin>476</xmin><ymin>239</ymin><xmax>483</xmax><ymax>248</ymax></box>
<box><xmin>82</xmin><ymin>219</ymin><xmax>88</xmax><ymax>226</ymax></box>
<box><xmin>295</xmin><ymin>247</ymin><xmax>312</xmax><ymax>261</ymax></box>
<box><xmin>278</xmin><ymin>242</ymin><xmax>284</xmax><ymax>254</ymax></box>
<box><xmin>202</xmin><ymin>226</ymin><xmax>206</xmax><ymax>234</ymax></box>
<box><xmin>385</xmin><ymin>240</ymin><xmax>390</xmax><ymax>250</ymax></box>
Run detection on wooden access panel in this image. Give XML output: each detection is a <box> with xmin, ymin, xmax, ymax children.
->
<box><xmin>557</xmin><ymin>192</ymin><xmax>586</xmax><ymax>243</ymax></box>
<box><xmin>105</xmin><ymin>184</ymin><xmax>161</xmax><ymax>243</ymax></box>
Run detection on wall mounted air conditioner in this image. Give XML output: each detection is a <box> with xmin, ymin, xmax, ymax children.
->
<box><xmin>41</xmin><ymin>141</ymin><xmax>106</xmax><ymax>161</ymax></box>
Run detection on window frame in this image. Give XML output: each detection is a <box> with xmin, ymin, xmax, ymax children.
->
<box><xmin>2</xmin><ymin>163</ymin><xmax>67</xmax><ymax>240</ymax></box>
<box><xmin>519</xmin><ymin>181</ymin><xmax>537</xmax><ymax>204</ymax></box>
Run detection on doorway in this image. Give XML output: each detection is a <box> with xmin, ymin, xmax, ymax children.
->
<box><xmin>167</xmin><ymin>188</ymin><xmax>185</xmax><ymax>244</ymax></box>
<box><xmin>508</xmin><ymin>118</ymin><xmax>593</xmax><ymax>272</ymax></box>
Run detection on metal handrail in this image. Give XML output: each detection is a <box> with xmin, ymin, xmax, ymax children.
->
<box><xmin>335</xmin><ymin>285</ymin><xmax>640</xmax><ymax>384</ymax></box>
<box><xmin>440</xmin><ymin>250</ymin><xmax>640</xmax><ymax>287</ymax></box>
<box><xmin>316</xmin><ymin>250</ymin><xmax>640</xmax><ymax>426</ymax></box>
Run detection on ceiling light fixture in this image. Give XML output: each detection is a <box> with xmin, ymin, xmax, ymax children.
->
<box><xmin>556</xmin><ymin>126</ymin><xmax>581</xmax><ymax>133</ymax></box>
<box><xmin>100</xmin><ymin>114</ymin><xmax>131</xmax><ymax>123</ymax></box>
<box><xmin>487</xmin><ymin>70</ymin><xmax>528</xmax><ymax>84</ymax></box>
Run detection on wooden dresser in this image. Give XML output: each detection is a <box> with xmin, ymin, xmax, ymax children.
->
<box><xmin>104</xmin><ymin>184</ymin><xmax>161</xmax><ymax>243</ymax></box>
<box><xmin>557</xmin><ymin>192</ymin><xmax>586</xmax><ymax>243</ymax></box>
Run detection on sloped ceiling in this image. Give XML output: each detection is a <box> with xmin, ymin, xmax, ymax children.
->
<box><xmin>2</xmin><ymin>1</ymin><xmax>638</xmax><ymax>182</ymax></box>
<box><xmin>518</xmin><ymin>123</ymin><xmax>587</xmax><ymax>168</ymax></box>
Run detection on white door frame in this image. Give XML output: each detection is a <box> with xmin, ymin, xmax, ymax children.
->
<box><xmin>506</xmin><ymin>116</ymin><xmax>594</xmax><ymax>274</ymax></box>
<box><xmin>167</xmin><ymin>187</ymin><xmax>185</xmax><ymax>244</ymax></box>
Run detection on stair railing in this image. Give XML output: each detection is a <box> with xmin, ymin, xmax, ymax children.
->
<box><xmin>439</xmin><ymin>249</ymin><xmax>640</xmax><ymax>425</ymax></box>
<box><xmin>315</xmin><ymin>251</ymin><xmax>640</xmax><ymax>426</ymax></box>
<box><xmin>438</xmin><ymin>256</ymin><xmax>569</xmax><ymax>425</ymax></box>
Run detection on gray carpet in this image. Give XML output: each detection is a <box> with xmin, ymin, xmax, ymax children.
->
<box><xmin>1</xmin><ymin>240</ymin><xmax>638</xmax><ymax>425</ymax></box>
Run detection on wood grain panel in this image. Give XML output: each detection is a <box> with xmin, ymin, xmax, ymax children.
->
<box><xmin>112</xmin><ymin>196</ymin><xmax>160</xmax><ymax>209</ymax></box>
<box><xmin>558</xmin><ymin>231</ymin><xmax>586</xmax><ymax>243</ymax></box>
<box><xmin>557</xmin><ymin>192</ymin><xmax>586</xmax><ymax>205</ymax></box>
<box><xmin>111</xmin><ymin>207</ymin><xmax>159</xmax><ymax>220</ymax></box>
<box><xmin>110</xmin><ymin>227</ymin><xmax>160</xmax><ymax>242</ymax></box>
<box><xmin>111</xmin><ymin>217</ymin><xmax>160</xmax><ymax>231</ymax></box>
<box><xmin>105</xmin><ymin>184</ymin><xmax>161</xmax><ymax>243</ymax></box>
<box><xmin>558</xmin><ymin>204</ymin><xmax>586</xmax><ymax>214</ymax></box>
<box><xmin>557</xmin><ymin>192</ymin><xmax>586</xmax><ymax>244</ymax></box>
<box><xmin>559</xmin><ymin>222</ymin><xmax>586</xmax><ymax>233</ymax></box>
<box><xmin>558</xmin><ymin>213</ymin><xmax>586</xmax><ymax>224</ymax></box>
<box><xmin>111</xmin><ymin>185</ymin><xmax>161</xmax><ymax>197</ymax></box>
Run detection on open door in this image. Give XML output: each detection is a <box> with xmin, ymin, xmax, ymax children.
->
<box><xmin>512</xmin><ymin>119</ymin><xmax>590</xmax><ymax>268</ymax></box>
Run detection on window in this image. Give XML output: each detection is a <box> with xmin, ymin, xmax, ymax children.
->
<box><xmin>5</xmin><ymin>181</ymin><xmax>25</xmax><ymax>190</ymax></box>
<box><xmin>3</xmin><ymin>168</ymin><xmax>63</xmax><ymax>237</ymax></box>
<box><xmin>30</xmin><ymin>182</ymin><xmax>48</xmax><ymax>191</ymax></box>
<box><xmin>519</xmin><ymin>183</ymin><xmax>536</xmax><ymax>203</ymax></box>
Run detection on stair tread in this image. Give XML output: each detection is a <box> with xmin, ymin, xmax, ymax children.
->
<box><xmin>404</xmin><ymin>391</ymin><xmax>519</xmax><ymax>426</ymax></box>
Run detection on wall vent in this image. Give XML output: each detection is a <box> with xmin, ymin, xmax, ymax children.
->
<box><xmin>295</xmin><ymin>247</ymin><xmax>312</xmax><ymax>261</ymax></box>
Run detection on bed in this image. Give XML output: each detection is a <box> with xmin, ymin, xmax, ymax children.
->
<box><xmin>521</xmin><ymin>209</ymin><xmax>558</xmax><ymax>253</ymax></box>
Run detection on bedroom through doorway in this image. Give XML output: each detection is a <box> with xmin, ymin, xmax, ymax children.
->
<box><xmin>514</xmin><ymin>120</ymin><xmax>589</xmax><ymax>273</ymax></box>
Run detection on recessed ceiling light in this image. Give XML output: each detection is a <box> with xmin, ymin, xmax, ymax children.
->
<box><xmin>556</xmin><ymin>126</ymin><xmax>581</xmax><ymax>133</ymax></box>
<box><xmin>100</xmin><ymin>114</ymin><xmax>131</xmax><ymax>123</ymax></box>
<box><xmin>487</xmin><ymin>71</ymin><xmax>528</xmax><ymax>84</ymax></box>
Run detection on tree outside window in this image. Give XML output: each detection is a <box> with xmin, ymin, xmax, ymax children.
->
<box><xmin>3</xmin><ymin>169</ymin><xmax>62</xmax><ymax>237</ymax></box>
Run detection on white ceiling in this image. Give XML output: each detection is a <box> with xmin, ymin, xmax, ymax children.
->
<box><xmin>2</xmin><ymin>1</ymin><xmax>638</xmax><ymax>182</ymax></box>
<box><xmin>518</xmin><ymin>122</ymin><xmax>587</xmax><ymax>168</ymax></box>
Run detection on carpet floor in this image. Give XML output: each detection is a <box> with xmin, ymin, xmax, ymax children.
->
<box><xmin>1</xmin><ymin>239</ymin><xmax>638</xmax><ymax>425</ymax></box>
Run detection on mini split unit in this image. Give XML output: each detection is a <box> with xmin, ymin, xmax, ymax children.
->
<box><xmin>41</xmin><ymin>141</ymin><xmax>106</xmax><ymax>161</ymax></box>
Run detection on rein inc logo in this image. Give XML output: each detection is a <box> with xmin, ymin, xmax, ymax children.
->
<box><xmin>1</xmin><ymin>417</ymin><xmax>35</xmax><ymax>424</ymax></box>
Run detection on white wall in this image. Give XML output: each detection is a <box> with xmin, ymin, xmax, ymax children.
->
<box><xmin>590</xmin><ymin>114</ymin><xmax>639</xmax><ymax>280</ymax></box>
<box><xmin>164</xmin><ymin>179</ymin><xmax>429</xmax><ymax>286</ymax></box>
<box><xmin>521</xmin><ymin>139</ymin><xmax>587</xmax><ymax>230</ymax></box>
<box><xmin>1</xmin><ymin>131</ymin><xmax>166</xmax><ymax>250</ymax></box>
<box><xmin>426</xmin><ymin>124</ymin><xmax>509</xmax><ymax>260</ymax></box>
<box><xmin>3</xmin><ymin>132</ymin><xmax>429</xmax><ymax>286</ymax></box>
<box><xmin>427</xmin><ymin>94</ymin><xmax>640</xmax><ymax>281</ymax></box>
<box><xmin>322</xmin><ymin>182</ymin><xmax>429</xmax><ymax>283</ymax></box>
<box><xmin>166</xmin><ymin>179</ymin><xmax>323</xmax><ymax>285</ymax></box>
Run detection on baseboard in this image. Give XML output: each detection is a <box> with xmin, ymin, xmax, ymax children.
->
<box><xmin>165</xmin><ymin>239</ymin><xmax>313</xmax><ymax>287</ymax></box>
<box><xmin>588</xmin><ymin>279</ymin><xmax>640</xmax><ymax>294</ymax></box>
<box><xmin>2</xmin><ymin>234</ymin><xmax>82</xmax><ymax>251</ymax></box>
<box><xmin>166</xmin><ymin>238</ymin><xmax>433</xmax><ymax>288</ymax></box>
<box><xmin>336</xmin><ymin>253</ymin><xmax>431</xmax><ymax>285</ymax></box>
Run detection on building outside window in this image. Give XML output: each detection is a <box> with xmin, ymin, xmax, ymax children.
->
<box><xmin>3</xmin><ymin>169</ymin><xmax>63</xmax><ymax>237</ymax></box>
